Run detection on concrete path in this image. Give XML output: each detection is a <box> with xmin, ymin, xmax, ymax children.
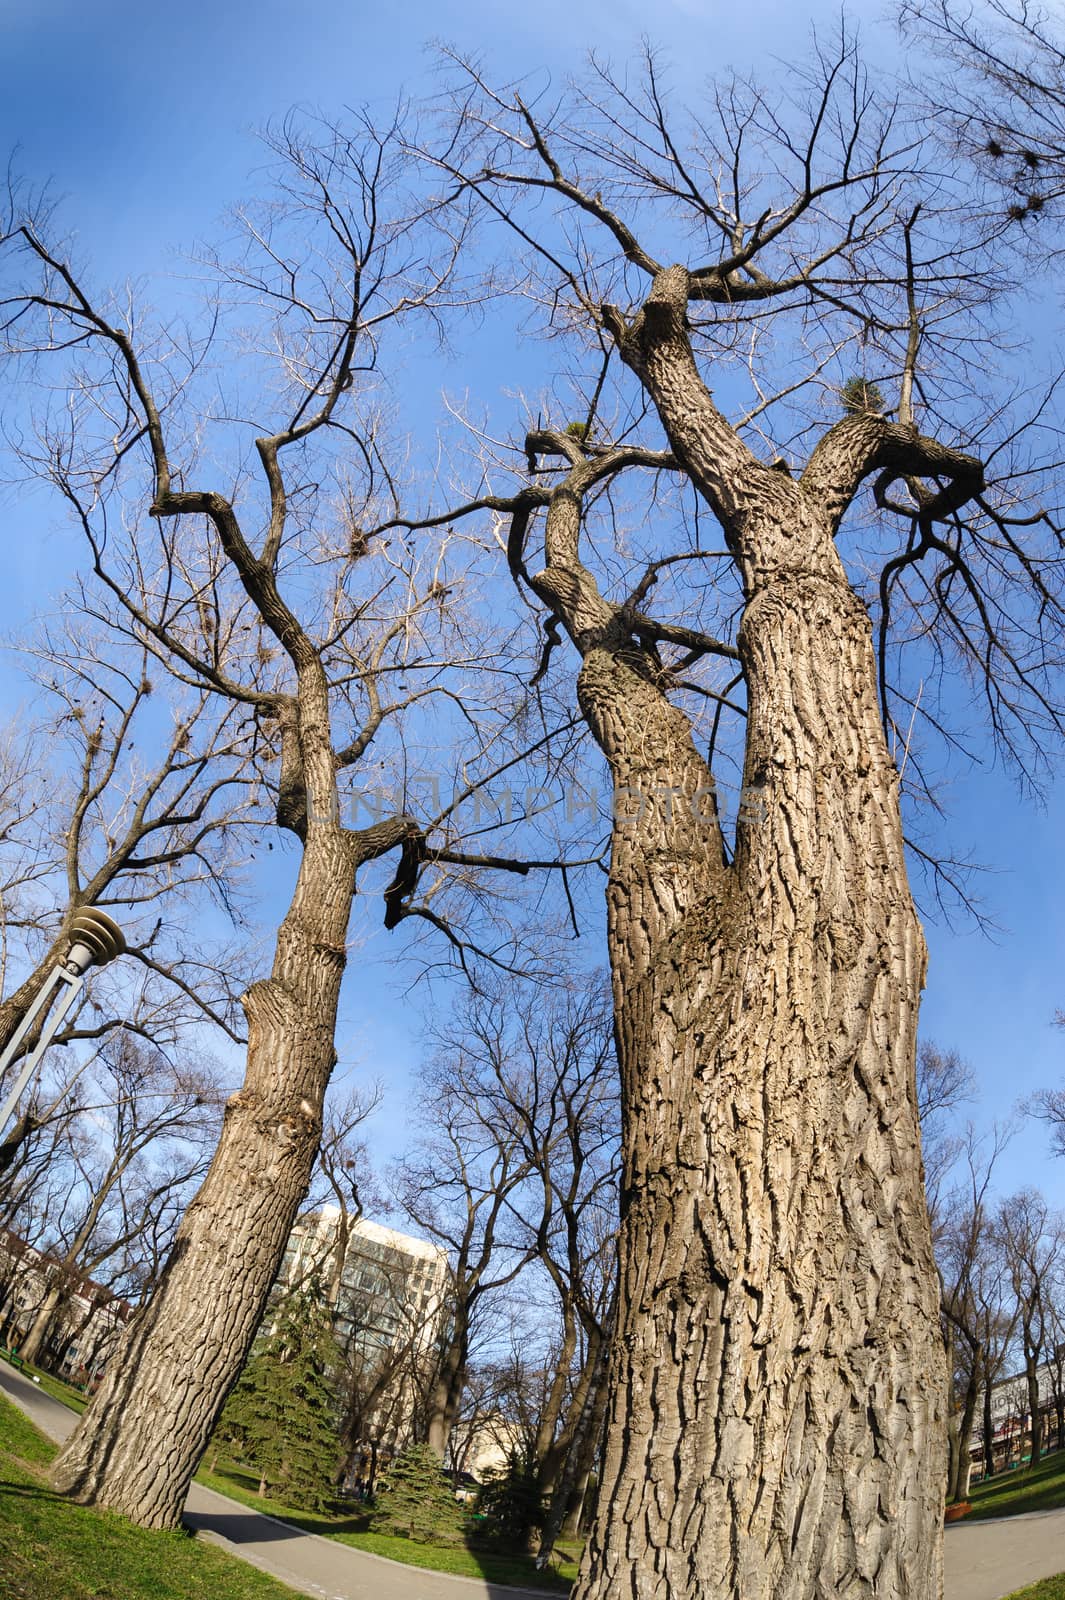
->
<box><xmin>0</xmin><ymin>1363</ymin><xmax>549</xmax><ymax>1600</ymax></box>
<box><xmin>945</xmin><ymin>1504</ymin><xmax>1065</xmax><ymax>1600</ymax></box>
<box><xmin>5</xmin><ymin>1363</ymin><xmax>1064</xmax><ymax>1600</ymax></box>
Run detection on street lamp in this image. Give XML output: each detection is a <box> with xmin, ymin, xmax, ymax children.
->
<box><xmin>0</xmin><ymin>908</ymin><xmax>126</xmax><ymax>1136</ymax></box>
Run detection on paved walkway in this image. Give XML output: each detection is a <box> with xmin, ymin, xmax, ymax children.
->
<box><xmin>945</xmin><ymin>1503</ymin><xmax>1065</xmax><ymax>1600</ymax></box>
<box><xmin>0</xmin><ymin>1364</ymin><xmax>548</xmax><ymax>1599</ymax></box>
<box><xmin>4</xmin><ymin>1363</ymin><xmax>1064</xmax><ymax>1599</ymax></box>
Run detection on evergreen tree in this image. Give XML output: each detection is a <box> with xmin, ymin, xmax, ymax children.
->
<box><xmin>369</xmin><ymin>1442</ymin><xmax>468</xmax><ymax>1545</ymax></box>
<box><xmin>211</xmin><ymin>1282</ymin><xmax>341</xmax><ymax>1509</ymax></box>
<box><xmin>475</xmin><ymin>1449</ymin><xmax>547</xmax><ymax>1550</ymax></box>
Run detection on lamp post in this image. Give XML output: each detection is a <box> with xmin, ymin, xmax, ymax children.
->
<box><xmin>0</xmin><ymin>908</ymin><xmax>126</xmax><ymax>1137</ymax></box>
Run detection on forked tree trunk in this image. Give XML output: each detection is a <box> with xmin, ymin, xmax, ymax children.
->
<box><xmin>534</xmin><ymin>1306</ymin><xmax>580</xmax><ymax>1498</ymax></box>
<box><xmin>538</xmin><ymin>1315</ymin><xmax>613</xmax><ymax>1563</ymax></box>
<box><xmin>530</xmin><ymin>267</ymin><xmax>950</xmax><ymax>1599</ymax></box>
<box><xmin>575</xmin><ymin>566</ymin><xmax>943</xmax><ymax>1599</ymax></box>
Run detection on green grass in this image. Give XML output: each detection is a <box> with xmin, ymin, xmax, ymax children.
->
<box><xmin>968</xmin><ymin>1448</ymin><xmax>1065</xmax><ymax>1521</ymax></box>
<box><xmin>0</xmin><ymin>1394</ymin><xmax>309</xmax><ymax>1600</ymax></box>
<box><xmin>1</xmin><ymin>1361</ymin><xmax>578</xmax><ymax>1593</ymax></box>
<box><xmin>1004</xmin><ymin>1581</ymin><xmax>1065</xmax><ymax>1599</ymax></box>
<box><xmin>200</xmin><ymin>1458</ymin><xmax>579</xmax><ymax>1592</ymax></box>
<box><xmin>0</xmin><ymin>1351</ymin><xmax>90</xmax><ymax>1413</ymax></box>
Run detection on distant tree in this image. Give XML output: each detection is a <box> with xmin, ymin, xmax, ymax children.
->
<box><xmin>1030</xmin><ymin>1016</ymin><xmax>1065</xmax><ymax>1158</ymax></box>
<box><xmin>393</xmin><ymin>1052</ymin><xmax>544</xmax><ymax>1460</ymax></box>
<box><xmin>17</xmin><ymin>1034</ymin><xmax>220</xmax><ymax>1367</ymax></box>
<box><xmin>932</xmin><ymin>1120</ymin><xmax>1014</xmax><ymax>1498</ymax></box>
<box><xmin>1045</xmin><ymin>1298</ymin><xmax>1065</xmax><ymax>1454</ymax></box>
<box><xmin>211</xmin><ymin>1284</ymin><xmax>341</xmax><ymax>1508</ymax></box>
<box><xmin>0</xmin><ymin>625</ymin><xmax>253</xmax><ymax>1179</ymax></box>
<box><xmin>902</xmin><ymin>0</ymin><xmax>1065</xmax><ymax>229</ymax></box>
<box><xmin>476</xmin><ymin>1447</ymin><xmax>546</xmax><ymax>1551</ymax></box>
<box><xmin>423</xmin><ymin>975</ymin><xmax>618</xmax><ymax>1512</ymax></box>
<box><xmin>369</xmin><ymin>1441</ymin><xmax>467</xmax><ymax>1545</ymax></box>
<box><xmin>995</xmin><ymin>1189</ymin><xmax>1065</xmax><ymax>1468</ymax></box>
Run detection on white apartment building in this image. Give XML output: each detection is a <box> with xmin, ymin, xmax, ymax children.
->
<box><xmin>281</xmin><ymin>1209</ymin><xmax>451</xmax><ymax>1459</ymax></box>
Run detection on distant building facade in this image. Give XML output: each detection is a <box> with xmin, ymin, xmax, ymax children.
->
<box><xmin>972</xmin><ymin>1351</ymin><xmax>1065</xmax><ymax>1477</ymax></box>
<box><xmin>0</xmin><ymin>1228</ymin><xmax>133</xmax><ymax>1387</ymax></box>
<box><xmin>280</xmin><ymin>1209</ymin><xmax>451</xmax><ymax>1465</ymax></box>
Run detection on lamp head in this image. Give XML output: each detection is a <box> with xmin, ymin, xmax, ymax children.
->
<box><xmin>65</xmin><ymin>908</ymin><xmax>126</xmax><ymax>976</ymax></box>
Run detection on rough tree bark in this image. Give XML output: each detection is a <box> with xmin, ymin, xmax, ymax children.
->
<box><xmin>505</xmin><ymin>262</ymin><xmax>986</xmax><ymax>1598</ymax></box>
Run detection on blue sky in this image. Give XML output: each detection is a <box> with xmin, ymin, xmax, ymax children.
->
<box><xmin>3</xmin><ymin>0</ymin><xmax>1064</xmax><ymax>1204</ymax></box>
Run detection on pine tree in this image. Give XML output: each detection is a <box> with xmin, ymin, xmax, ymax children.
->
<box><xmin>211</xmin><ymin>1283</ymin><xmax>341</xmax><ymax>1509</ymax></box>
<box><xmin>838</xmin><ymin>374</ymin><xmax>886</xmax><ymax>415</ymax></box>
<box><xmin>476</xmin><ymin>1449</ymin><xmax>546</xmax><ymax>1550</ymax></box>
<box><xmin>369</xmin><ymin>1442</ymin><xmax>468</xmax><ymax>1545</ymax></box>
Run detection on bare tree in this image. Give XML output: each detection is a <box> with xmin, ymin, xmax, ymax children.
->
<box><xmin>388</xmin><ymin>39</ymin><xmax>1065</xmax><ymax>1597</ymax></box>
<box><xmin>933</xmin><ymin>1121</ymin><xmax>1014</xmax><ymax>1499</ymax></box>
<box><xmin>918</xmin><ymin>1041</ymin><xmax>976</xmax><ymax>1164</ymax></box>
<box><xmin>1044</xmin><ymin>1297</ymin><xmax>1065</xmax><ymax>1454</ymax></box>
<box><xmin>16</xmin><ymin>1032</ymin><xmax>220</xmax><ymax>1366</ymax></box>
<box><xmin>0</xmin><ymin>621</ymin><xmax>254</xmax><ymax>1177</ymax></box>
<box><xmin>451</xmin><ymin>977</ymin><xmax>619</xmax><ymax>1538</ymax></box>
<box><xmin>1030</xmin><ymin>1016</ymin><xmax>1065</xmax><ymax>1157</ymax></box>
<box><xmin>995</xmin><ymin>1187</ymin><xmax>1065</xmax><ymax>1468</ymax></box>
<box><xmin>0</xmin><ymin>115</ymin><xmax>550</xmax><ymax>1526</ymax></box>
<box><xmin>902</xmin><ymin>0</ymin><xmax>1065</xmax><ymax>232</ymax></box>
<box><xmin>393</xmin><ymin>1045</ymin><xmax>544</xmax><ymax>1458</ymax></box>
<box><xmin>284</xmin><ymin>1087</ymin><xmax>380</xmax><ymax>1306</ymax></box>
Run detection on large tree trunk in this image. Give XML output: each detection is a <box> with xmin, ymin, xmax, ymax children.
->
<box><xmin>49</xmin><ymin>658</ymin><xmax>409</xmax><ymax>1529</ymax></box>
<box><xmin>576</xmin><ymin>580</ymin><xmax>944</xmax><ymax>1598</ymax></box>
<box><xmin>49</xmin><ymin>831</ymin><xmax>357</xmax><ymax>1526</ymax></box>
<box><xmin>19</xmin><ymin>1280</ymin><xmax>63</xmax><ymax>1367</ymax></box>
<box><xmin>546</xmin><ymin>267</ymin><xmax>947</xmax><ymax>1599</ymax></box>
<box><xmin>949</xmin><ymin>1358</ymin><xmax>981</xmax><ymax>1503</ymax></box>
<box><xmin>425</xmin><ymin>1314</ymin><xmax>468</xmax><ymax>1459</ymax></box>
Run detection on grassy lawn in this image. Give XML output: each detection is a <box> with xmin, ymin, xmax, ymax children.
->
<box><xmin>201</xmin><ymin>1458</ymin><xmax>579</xmax><ymax>1593</ymax></box>
<box><xmin>968</xmin><ymin>1448</ymin><xmax>1065</xmax><ymax>1521</ymax></box>
<box><xmin>1005</xmin><ymin>1582</ymin><xmax>1065</xmax><ymax>1599</ymax></box>
<box><xmin>0</xmin><ymin>1352</ymin><xmax>90</xmax><ymax>1414</ymax></box>
<box><xmin>0</xmin><ymin>1394</ymin><xmax>308</xmax><ymax>1600</ymax></box>
<box><xmin>0</xmin><ymin>1359</ymin><xmax>578</xmax><ymax>1594</ymax></box>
